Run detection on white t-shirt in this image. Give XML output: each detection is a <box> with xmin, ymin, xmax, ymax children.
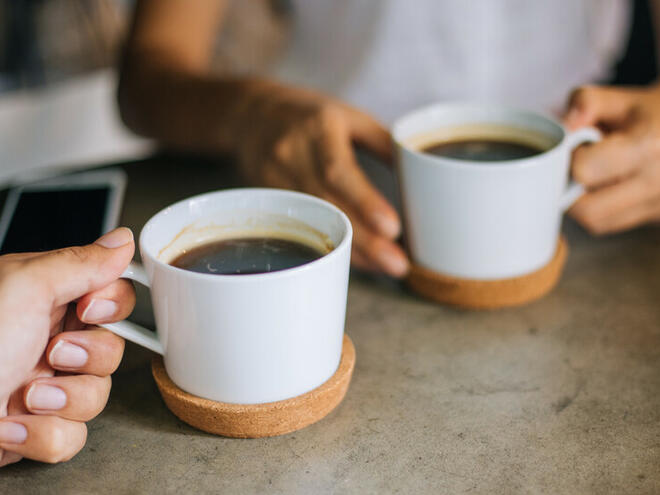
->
<box><xmin>272</xmin><ymin>0</ymin><xmax>631</xmax><ymax>123</ymax></box>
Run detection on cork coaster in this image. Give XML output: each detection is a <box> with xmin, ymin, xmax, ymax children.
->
<box><xmin>406</xmin><ymin>237</ymin><xmax>568</xmax><ymax>310</ymax></box>
<box><xmin>152</xmin><ymin>335</ymin><xmax>355</xmax><ymax>438</ymax></box>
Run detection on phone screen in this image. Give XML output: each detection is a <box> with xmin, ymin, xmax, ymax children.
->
<box><xmin>0</xmin><ymin>188</ymin><xmax>110</xmax><ymax>254</ymax></box>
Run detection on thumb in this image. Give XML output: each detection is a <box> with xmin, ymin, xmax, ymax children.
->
<box><xmin>564</xmin><ymin>85</ymin><xmax>635</xmax><ymax>131</ymax></box>
<box><xmin>25</xmin><ymin>228</ymin><xmax>135</xmax><ymax>307</ymax></box>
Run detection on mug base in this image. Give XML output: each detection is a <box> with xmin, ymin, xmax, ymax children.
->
<box><xmin>151</xmin><ymin>335</ymin><xmax>355</xmax><ymax>438</ymax></box>
<box><xmin>406</xmin><ymin>237</ymin><xmax>568</xmax><ymax>310</ymax></box>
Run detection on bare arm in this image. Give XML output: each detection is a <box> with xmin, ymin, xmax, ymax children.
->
<box><xmin>119</xmin><ymin>0</ymin><xmax>408</xmax><ymax>277</ymax></box>
<box><xmin>119</xmin><ymin>0</ymin><xmax>269</xmax><ymax>153</ymax></box>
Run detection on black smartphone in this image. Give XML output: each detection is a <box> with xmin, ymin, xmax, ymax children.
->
<box><xmin>0</xmin><ymin>169</ymin><xmax>126</xmax><ymax>254</ymax></box>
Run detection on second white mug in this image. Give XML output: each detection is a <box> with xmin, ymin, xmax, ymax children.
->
<box><xmin>393</xmin><ymin>102</ymin><xmax>599</xmax><ymax>280</ymax></box>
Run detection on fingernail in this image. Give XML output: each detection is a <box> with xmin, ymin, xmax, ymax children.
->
<box><xmin>96</xmin><ymin>227</ymin><xmax>133</xmax><ymax>248</ymax></box>
<box><xmin>380</xmin><ymin>251</ymin><xmax>409</xmax><ymax>277</ymax></box>
<box><xmin>26</xmin><ymin>384</ymin><xmax>67</xmax><ymax>411</ymax></box>
<box><xmin>81</xmin><ymin>299</ymin><xmax>118</xmax><ymax>323</ymax></box>
<box><xmin>0</xmin><ymin>423</ymin><xmax>27</xmax><ymax>444</ymax></box>
<box><xmin>373</xmin><ymin>212</ymin><xmax>401</xmax><ymax>238</ymax></box>
<box><xmin>49</xmin><ymin>340</ymin><xmax>88</xmax><ymax>368</ymax></box>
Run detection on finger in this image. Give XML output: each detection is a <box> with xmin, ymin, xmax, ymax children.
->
<box><xmin>77</xmin><ymin>278</ymin><xmax>136</xmax><ymax>325</ymax></box>
<box><xmin>24</xmin><ymin>228</ymin><xmax>135</xmax><ymax>307</ymax></box>
<box><xmin>315</xmin><ymin>123</ymin><xmax>401</xmax><ymax>239</ymax></box>
<box><xmin>24</xmin><ymin>375</ymin><xmax>111</xmax><ymax>422</ymax></box>
<box><xmin>569</xmin><ymin>175</ymin><xmax>656</xmax><ymax>234</ymax></box>
<box><xmin>351</xmin><ymin>248</ymin><xmax>383</xmax><ymax>273</ymax></box>
<box><xmin>564</xmin><ymin>85</ymin><xmax>638</xmax><ymax>130</ymax></box>
<box><xmin>0</xmin><ymin>415</ymin><xmax>87</xmax><ymax>464</ymax></box>
<box><xmin>271</xmin><ymin>162</ymin><xmax>407</xmax><ymax>275</ymax></box>
<box><xmin>353</xmin><ymin>222</ymin><xmax>409</xmax><ymax>278</ymax></box>
<box><xmin>594</xmin><ymin>201</ymin><xmax>660</xmax><ymax>234</ymax></box>
<box><xmin>323</xmin><ymin>191</ymin><xmax>409</xmax><ymax>277</ymax></box>
<box><xmin>62</xmin><ymin>302</ymin><xmax>83</xmax><ymax>334</ymax></box>
<box><xmin>0</xmin><ymin>449</ymin><xmax>22</xmax><ymax>467</ymax></box>
<box><xmin>571</xmin><ymin>131</ymin><xmax>643</xmax><ymax>187</ymax></box>
<box><xmin>47</xmin><ymin>329</ymin><xmax>125</xmax><ymax>376</ymax></box>
<box><xmin>340</xmin><ymin>104</ymin><xmax>393</xmax><ymax>163</ymax></box>
<box><xmin>350</xmin><ymin>247</ymin><xmax>381</xmax><ymax>274</ymax></box>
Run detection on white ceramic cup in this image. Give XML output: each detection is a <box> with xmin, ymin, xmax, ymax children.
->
<box><xmin>102</xmin><ymin>188</ymin><xmax>352</xmax><ymax>404</ymax></box>
<box><xmin>393</xmin><ymin>102</ymin><xmax>600</xmax><ymax>280</ymax></box>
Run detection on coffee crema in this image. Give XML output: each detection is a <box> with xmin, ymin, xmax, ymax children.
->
<box><xmin>170</xmin><ymin>237</ymin><xmax>326</xmax><ymax>275</ymax></box>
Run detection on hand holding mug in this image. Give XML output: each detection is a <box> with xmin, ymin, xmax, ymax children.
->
<box><xmin>102</xmin><ymin>189</ymin><xmax>351</xmax><ymax>405</ymax></box>
<box><xmin>0</xmin><ymin>228</ymin><xmax>134</xmax><ymax>466</ymax></box>
<box><xmin>235</xmin><ymin>83</ymin><xmax>408</xmax><ymax>277</ymax></box>
<box><xmin>565</xmin><ymin>84</ymin><xmax>660</xmax><ymax>234</ymax></box>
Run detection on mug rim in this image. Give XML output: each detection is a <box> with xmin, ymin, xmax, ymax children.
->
<box><xmin>139</xmin><ymin>188</ymin><xmax>353</xmax><ymax>282</ymax></box>
<box><xmin>392</xmin><ymin>101</ymin><xmax>568</xmax><ymax>170</ymax></box>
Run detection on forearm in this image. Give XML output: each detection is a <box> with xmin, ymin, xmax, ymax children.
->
<box><xmin>118</xmin><ymin>0</ymin><xmax>257</xmax><ymax>154</ymax></box>
<box><xmin>118</xmin><ymin>60</ymin><xmax>282</xmax><ymax>155</ymax></box>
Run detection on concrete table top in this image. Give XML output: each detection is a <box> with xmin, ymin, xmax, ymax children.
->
<box><xmin>2</xmin><ymin>156</ymin><xmax>659</xmax><ymax>494</ymax></box>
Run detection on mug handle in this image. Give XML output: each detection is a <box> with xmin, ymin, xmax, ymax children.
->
<box><xmin>559</xmin><ymin>126</ymin><xmax>602</xmax><ymax>212</ymax></box>
<box><xmin>101</xmin><ymin>262</ymin><xmax>164</xmax><ymax>355</ymax></box>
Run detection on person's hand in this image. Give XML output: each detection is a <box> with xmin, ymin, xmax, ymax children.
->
<box><xmin>564</xmin><ymin>84</ymin><xmax>660</xmax><ymax>234</ymax></box>
<box><xmin>0</xmin><ymin>228</ymin><xmax>135</xmax><ymax>466</ymax></box>
<box><xmin>236</xmin><ymin>84</ymin><xmax>409</xmax><ymax>277</ymax></box>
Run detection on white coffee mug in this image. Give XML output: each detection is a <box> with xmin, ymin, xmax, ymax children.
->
<box><xmin>393</xmin><ymin>102</ymin><xmax>600</xmax><ymax>280</ymax></box>
<box><xmin>102</xmin><ymin>188</ymin><xmax>352</xmax><ymax>404</ymax></box>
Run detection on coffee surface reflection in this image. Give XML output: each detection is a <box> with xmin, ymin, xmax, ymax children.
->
<box><xmin>421</xmin><ymin>138</ymin><xmax>545</xmax><ymax>162</ymax></box>
<box><xmin>170</xmin><ymin>237</ymin><xmax>326</xmax><ymax>275</ymax></box>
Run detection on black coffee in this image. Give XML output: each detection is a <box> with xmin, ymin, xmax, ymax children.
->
<box><xmin>421</xmin><ymin>138</ymin><xmax>545</xmax><ymax>162</ymax></box>
<box><xmin>170</xmin><ymin>237</ymin><xmax>325</xmax><ymax>275</ymax></box>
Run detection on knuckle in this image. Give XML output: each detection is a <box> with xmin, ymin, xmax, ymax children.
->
<box><xmin>62</xmin><ymin>246</ymin><xmax>91</xmax><ymax>264</ymax></box>
<box><xmin>105</xmin><ymin>332</ymin><xmax>126</xmax><ymax>364</ymax></box>
<box><xmin>0</xmin><ymin>261</ymin><xmax>42</xmax><ymax>297</ymax></box>
<box><xmin>42</xmin><ymin>419</ymin><xmax>86</xmax><ymax>463</ymax></box>
<box><xmin>61</xmin><ymin>425</ymin><xmax>86</xmax><ymax>462</ymax></box>
<box><xmin>97</xmin><ymin>375</ymin><xmax>112</xmax><ymax>403</ymax></box>
<box><xmin>573</xmin><ymin>206</ymin><xmax>604</xmax><ymax>235</ymax></box>
<box><xmin>315</xmin><ymin>103</ymin><xmax>340</xmax><ymax>125</ymax></box>
<box><xmin>272</xmin><ymin>136</ymin><xmax>293</xmax><ymax>163</ymax></box>
<box><xmin>119</xmin><ymin>284</ymin><xmax>137</xmax><ymax>309</ymax></box>
<box><xmin>85</xmin><ymin>374</ymin><xmax>112</xmax><ymax>402</ymax></box>
<box><xmin>42</xmin><ymin>421</ymin><xmax>68</xmax><ymax>463</ymax></box>
<box><xmin>305</xmin><ymin>102</ymin><xmax>343</xmax><ymax>135</ymax></box>
<box><xmin>79</xmin><ymin>374</ymin><xmax>108</xmax><ymax>395</ymax></box>
<box><xmin>0</xmin><ymin>260</ymin><xmax>28</xmax><ymax>284</ymax></box>
<box><xmin>571</xmin><ymin>85</ymin><xmax>598</xmax><ymax>108</ymax></box>
<box><xmin>322</xmin><ymin>159</ymin><xmax>344</xmax><ymax>186</ymax></box>
<box><xmin>110</xmin><ymin>331</ymin><xmax>126</xmax><ymax>354</ymax></box>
